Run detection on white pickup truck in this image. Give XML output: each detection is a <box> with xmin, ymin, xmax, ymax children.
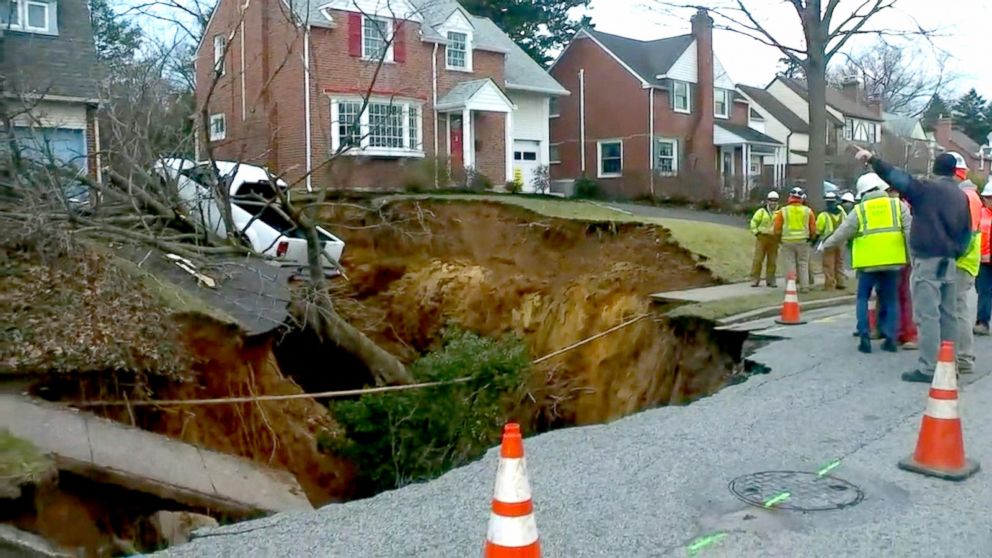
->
<box><xmin>156</xmin><ymin>159</ymin><xmax>345</xmax><ymax>276</ymax></box>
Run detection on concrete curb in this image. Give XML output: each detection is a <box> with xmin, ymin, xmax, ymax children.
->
<box><xmin>718</xmin><ymin>295</ymin><xmax>855</xmax><ymax>326</ymax></box>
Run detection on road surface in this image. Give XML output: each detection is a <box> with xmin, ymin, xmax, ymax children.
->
<box><xmin>158</xmin><ymin>305</ymin><xmax>992</xmax><ymax>557</ymax></box>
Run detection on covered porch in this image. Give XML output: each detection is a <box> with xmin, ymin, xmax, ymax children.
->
<box><xmin>715</xmin><ymin>122</ymin><xmax>785</xmax><ymax>198</ymax></box>
<box><xmin>436</xmin><ymin>79</ymin><xmax>515</xmax><ymax>184</ymax></box>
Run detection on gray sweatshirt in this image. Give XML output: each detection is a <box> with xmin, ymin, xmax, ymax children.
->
<box><xmin>822</xmin><ymin>190</ymin><xmax>912</xmax><ymax>272</ymax></box>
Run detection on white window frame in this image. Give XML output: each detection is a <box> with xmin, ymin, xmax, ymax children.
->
<box><xmin>844</xmin><ymin>118</ymin><xmax>854</xmax><ymax>141</ymax></box>
<box><xmin>446</xmin><ymin>30</ymin><xmax>472</xmax><ymax>72</ymax></box>
<box><xmin>868</xmin><ymin>122</ymin><xmax>877</xmax><ymax>144</ymax></box>
<box><xmin>673</xmin><ymin>81</ymin><xmax>691</xmax><ymax>114</ymax></box>
<box><xmin>362</xmin><ymin>15</ymin><xmax>394</xmax><ymax>62</ymax></box>
<box><xmin>209</xmin><ymin>113</ymin><xmax>226</xmax><ymax>141</ymax></box>
<box><xmin>597</xmin><ymin>139</ymin><xmax>623</xmax><ymax>178</ymax></box>
<box><xmin>330</xmin><ymin>97</ymin><xmax>424</xmax><ymax>158</ymax></box>
<box><xmin>213</xmin><ymin>35</ymin><xmax>226</xmax><ymax>76</ymax></box>
<box><xmin>655</xmin><ymin>138</ymin><xmax>678</xmax><ymax>176</ymax></box>
<box><xmin>23</xmin><ymin>0</ymin><xmax>46</xmax><ymax>31</ymax></box>
<box><xmin>0</xmin><ymin>0</ymin><xmax>20</xmax><ymax>28</ymax></box>
<box><xmin>549</xmin><ymin>143</ymin><xmax>562</xmax><ymax>164</ymax></box>
<box><xmin>714</xmin><ymin>88</ymin><xmax>730</xmax><ymax>119</ymax></box>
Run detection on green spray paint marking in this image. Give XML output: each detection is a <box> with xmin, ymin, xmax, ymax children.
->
<box><xmin>687</xmin><ymin>532</ymin><xmax>727</xmax><ymax>554</ymax></box>
<box><xmin>763</xmin><ymin>492</ymin><xmax>791</xmax><ymax>508</ymax></box>
<box><xmin>817</xmin><ymin>460</ymin><xmax>841</xmax><ymax>477</ymax></box>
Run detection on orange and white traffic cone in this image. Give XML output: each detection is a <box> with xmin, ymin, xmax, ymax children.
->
<box><xmin>775</xmin><ymin>272</ymin><xmax>806</xmax><ymax>325</ymax></box>
<box><xmin>485</xmin><ymin>423</ymin><xmax>540</xmax><ymax>558</ymax></box>
<box><xmin>898</xmin><ymin>342</ymin><xmax>980</xmax><ymax>481</ymax></box>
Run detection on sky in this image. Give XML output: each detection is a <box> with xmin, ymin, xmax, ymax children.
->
<box><xmin>583</xmin><ymin>0</ymin><xmax>991</xmax><ymax>96</ymax></box>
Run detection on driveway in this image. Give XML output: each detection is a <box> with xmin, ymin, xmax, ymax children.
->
<box><xmin>606</xmin><ymin>201</ymin><xmax>748</xmax><ymax>228</ymax></box>
<box><xmin>158</xmin><ymin>305</ymin><xmax>992</xmax><ymax>557</ymax></box>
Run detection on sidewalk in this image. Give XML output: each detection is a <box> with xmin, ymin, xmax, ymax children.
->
<box><xmin>651</xmin><ymin>274</ymin><xmax>830</xmax><ymax>303</ymax></box>
<box><xmin>0</xmin><ymin>396</ymin><xmax>312</xmax><ymax>516</ymax></box>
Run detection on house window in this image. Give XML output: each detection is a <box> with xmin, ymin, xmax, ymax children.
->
<box><xmin>363</xmin><ymin>16</ymin><xmax>391</xmax><ymax>61</ymax></box>
<box><xmin>597</xmin><ymin>140</ymin><xmax>623</xmax><ymax>178</ymax></box>
<box><xmin>868</xmin><ymin>123</ymin><xmax>877</xmax><ymax>144</ymax></box>
<box><xmin>24</xmin><ymin>0</ymin><xmax>45</xmax><ymax>30</ymax></box>
<box><xmin>213</xmin><ymin>35</ymin><xmax>226</xmax><ymax>75</ymax></box>
<box><xmin>446</xmin><ymin>31</ymin><xmax>469</xmax><ymax>70</ymax></box>
<box><xmin>749</xmin><ymin>155</ymin><xmax>762</xmax><ymax>175</ymax></box>
<box><xmin>0</xmin><ymin>1</ymin><xmax>19</xmax><ymax>26</ymax></box>
<box><xmin>655</xmin><ymin>138</ymin><xmax>678</xmax><ymax>174</ymax></box>
<box><xmin>549</xmin><ymin>97</ymin><xmax>560</xmax><ymax>118</ymax></box>
<box><xmin>844</xmin><ymin>118</ymin><xmax>854</xmax><ymax>141</ymax></box>
<box><xmin>209</xmin><ymin>113</ymin><xmax>226</xmax><ymax>141</ymax></box>
<box><xmin>331</xmin><ymin>98</ymin><xmax>423</xmax><ymax>156</ymax></box>
<box><xmin>714</xmin><ymin>88</ymin><xmax>730</xmax><ymax>118</ymax></box>
<box><xmin>673</xmin><ymin>81</ymin><xmax>690</xmax><ymax>113</ymax></box>
<box><xmin>550</xmin><ymin>143</ymin><xmax>561</xmax><ymax>164</ymax></box>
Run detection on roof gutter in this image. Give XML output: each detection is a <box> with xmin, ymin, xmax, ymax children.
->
<box><xmin>505</xmin><ymin>83</ymin><xmax>571</xmax><ymax>96</ymax></box>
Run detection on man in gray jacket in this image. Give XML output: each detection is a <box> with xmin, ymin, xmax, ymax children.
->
<box><xmin>821</xmin><ymin>173</ymin><xmax>911</xmax><ymax>353</ymax></box>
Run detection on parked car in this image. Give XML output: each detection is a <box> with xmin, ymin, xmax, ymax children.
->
<box><xmin>155</xmin><ymin>159</ymin><xmax>345</xmax><ymax>276</ymax></box>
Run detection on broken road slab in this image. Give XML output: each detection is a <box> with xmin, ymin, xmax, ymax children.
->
<box><xmin>156</xmin><ymin>305</ymin><xmax>992</xmax><ymax>557</ymax></box>
<box><xmin>0</xmin><ymin>396</ymin><xmax>312</xmax><ymax>516</ymax></box>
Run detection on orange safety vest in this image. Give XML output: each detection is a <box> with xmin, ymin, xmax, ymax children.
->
<box><xmin>981</xmin><ymin>207</ymin><xmax>992</xmax><ymax>263</ymax></box>
<box><xmin>965</xmin><ymin>189</ymin><xmax>983</xmax><ymax>233</ymax></box>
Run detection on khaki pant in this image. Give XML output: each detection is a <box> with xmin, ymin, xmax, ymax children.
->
<box><xmin>822</xmin><ymin>247</ymin><xmax>845</xmax><ymax>289</ymax></box>
<box><xmin>750</xmin><ymin>234</ymin><xmax>778</xmax><ymax>284</ymax></box>
<box><xmin>781</xmin><ymin>241</ymin><xmax>811</xmax><ymax>291</ymax></box>
<box><xmin>955</xmin><ymin>268</ymin><xmax>977</xmax><ymax>372</ymax></box>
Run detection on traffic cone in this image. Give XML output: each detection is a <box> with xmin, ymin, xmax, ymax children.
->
<box><xmin>898</xmin><ymin>342</ymin><xmax>980</xmax><ymax>481</ymax></box>
<box><xmin>485</xmin><ymin>423</ymin><xmax>540</xmax><ymax>557</ymax></box>
<box><xmin>775</xmin><ymin>272</ymin><xmax>806</xmax><ymax>325</ymax></box>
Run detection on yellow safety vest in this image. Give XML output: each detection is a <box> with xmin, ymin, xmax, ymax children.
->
<box><xmin>750</xmin><ymin>207</ymin><xmax>775</xmax><ymax>235</ymax></box>
<box><xmin>816</xmin><ymin>209</ymin><xmax>845</xmax><ymax>238</ymax></box>
<box><xmin>781</xmin><ymin>204</ymin><xmax>812</xmax><ymax>242</ymax></box>
<box><xmin>957</xmin><ymin>188</ymin><xmax>982</xmax><ymax>277</ymax></box>
<box><xmin>852</xmin><ymin>197</ymin><xmax>908</xmax><ymax>269</ymax></box>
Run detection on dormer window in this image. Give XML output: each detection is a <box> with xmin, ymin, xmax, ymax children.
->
<box><xmin>446</xmin><ymin>31</ymin><xmax>471</xmax><ymax>71</ymax></box>
<box><xmin>673</xmin><ymin>81</ymin><xmax>690</xmax><ymax>114</ymax></box>
<box><xmin>714</xmin><ymin>88</ymin><xmax>730</xmax><ymax>119</ymax></box>
<box><xmin>363</xmin><ymin>15</ymin><xmax>393</xmax><ymax>61</ymax></box>
<box><xmin>2</xmin><ymin>0</ymin><xmax>56</xmax><ymax>34</ymax></box>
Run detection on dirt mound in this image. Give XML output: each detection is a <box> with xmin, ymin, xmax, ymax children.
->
<box><xmin>323</xmin><ymin>201</ymin><xmax>732</xmax><ymax>425</ymax></box>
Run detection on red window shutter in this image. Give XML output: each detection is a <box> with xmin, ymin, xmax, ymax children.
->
<box><xmin>394</xmin><ymin>21</ymin><xmax>406</xmax><ymax>63</ymax></box>
<box><xmin>348</xmin><ymin>13</ymin><xmax>362</xmax><ymax>57</ymax></box>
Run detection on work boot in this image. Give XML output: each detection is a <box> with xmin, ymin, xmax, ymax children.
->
<box><xmin>900</xmin><ymin>340</ymin><xmax>919</xmax><ymax>351</ymax></box>
<box><xmin>836</xmin><ymin>284</ymin><xmax>847</xmax><ymax>290</ymax></box>
<box><xmin>858</xmin><ymin>336</ymin><xmax>872</xmax><ymax>354</ymax></box>
<box><xmin>751</xmin><ymin>280</ymin><xmax>761</xmax><ymax>287</ymax></box>
<box><xmin>958</xmin><ymin>362</ymin><xmax>975</xmax><ymax>375</ymax></box>
<box><xmin>767</xmin><ymin>281</ymin><xmax>778</xmax><ymax>288</ymax></box>
<box><xmin>882</xmin><ymin>339</ymin><xmax>898</xmax><ymax>353</ymax></box>
<box><xmin>973</xmin><ymin>323</ymin><xmax>990</xmax><ymax>336</ymax></box>
<box><xmin>901</xmin><ymin>370</ymin><xmax>934</xmax><ymax>383</ymax></box>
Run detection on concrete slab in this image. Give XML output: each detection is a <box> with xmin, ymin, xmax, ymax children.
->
<box><xmin>0</xmin><ymin>396</ymin><xmax>312</xmax><ymax>516</ymax></box>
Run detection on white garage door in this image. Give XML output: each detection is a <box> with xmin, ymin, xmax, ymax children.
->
<box><xmin>512</xmin><ymin>140</ymin><xmax>541</xmax><ymax>193</ymax></box>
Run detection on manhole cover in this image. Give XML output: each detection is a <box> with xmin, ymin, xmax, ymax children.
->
<box><xmin>729</xmin><ymin>471</ymin><xmax>864</xmax><ymax>512</ymax></box>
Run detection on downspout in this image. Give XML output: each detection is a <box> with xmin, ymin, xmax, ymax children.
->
<box><xmin>579</xmin><ymin>68</ymin><xmax>586</xmax><ymax>174</ymax></box>
<box><xmin>432</xmin><ymin>42</ymin><xmax>439</xmax><ymax>188</ymax></box>
<box><xmin>648</xmin><ymin>87</ymin><xmax>655</xmax><ymax>197</ymax></box>
<box><xmin>93</xmin><ymin>112</ymin><xmax>102</xmax><ymax>184</ymax></box>
<box><xmin>303</xmin><ymin>27</ymin><xmax>313</xmax><ymax>192</ymax></box>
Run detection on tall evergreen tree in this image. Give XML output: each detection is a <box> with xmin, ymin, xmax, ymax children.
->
<box><xmin>952</xmin><ymin>89</ymin><xmax>991</xmax><ymax>144</ymax></box>
<box><xmin>460</xmin><ymin>0</ymin><xmax>592</xmax><ymax>66</ymax></box>
<box><xmin>922</xmin><ymin>94</ymin><xmax>951</xmax><ymax>129</ymax></box>
<box><xmin>89</xmin><ymin>0</ymin><xmax>143</xmax><ymax>70</ymax></box>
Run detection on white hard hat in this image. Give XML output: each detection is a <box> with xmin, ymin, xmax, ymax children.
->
<box><xmin>789</xmin><ymin>186</ymin><xmax>804</xmax><ymax>198</ymax></box>
<box><xmin>856</xmin><ymin>173</ymin><xmax>889</xmax><ymax>197</ymax></box>
<box><xmin>825</xmin><ymin>192</ymin><xmax>837</xmax><ymax>201</ymax></box>
<box><xmin>841</xmin><ymin>192</ymin><xmax>856</xmax><ymax>203</ymax></box>
<box><xmin>982</xmin><ymin>183</ymin><xmax>992</xmax><ymax>197</ymax></box>
<box><xmin>767</xmin><ymin>191</ymin><xmax>780</xmax><ymax>200</ymax></box>
<box><xmin>948</xmin><ymin>152</ymin><xmax>969</xmax><ymax>171</ymax></box>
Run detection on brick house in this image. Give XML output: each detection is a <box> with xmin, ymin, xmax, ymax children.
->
<box><xmin>195</xmin><ymin>0</ymin><xmax>567</xmax><ymax>192</ymax></box>
<box><xmin>931</xmin><ymin>118</ymin><xmax>991</xmax><ymax>177</ymax></box>
<box><xmin>548</xmin><ymin>9</ymin><xmax>782</xmax><ymax>200</ymax></box>
<box><xmin>737</xmin><ymin>84</ymin><xmax>813</xmax><ymax>183</ymax></box>
<box><xmin>1</xmin><ymin>0</ymin><xmax>101</xmax><ymax>180</ymax></box>
<box><xmin>881</xmin><ymin>113</ymin><xmax>936</xmax><ymax>176</ymax></box>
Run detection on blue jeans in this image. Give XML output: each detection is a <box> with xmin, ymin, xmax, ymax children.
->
<box><xmin>977</xmin><ymin>263</ymin><xmax>992</xmax><ymax>326</ymax></box>
<box><xmin>857</xmin><ymin>269</ymin><xmax>900</xmax><ymax>342</ymax></box>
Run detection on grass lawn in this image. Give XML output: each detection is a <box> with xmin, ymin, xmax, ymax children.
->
<box><xmin>666</xmin><ymin>284</ymin><xmax>856</xmax><ymax>321</ymax></box>
<box><xmin>0</xmin><ymin>430</ymin><xmax>54</xmax><ymax>489</ymax></box>
<box><xmin>385</xmin><ymin>194</ymin><xmax>755</xmax><ymax>282</ymax></box>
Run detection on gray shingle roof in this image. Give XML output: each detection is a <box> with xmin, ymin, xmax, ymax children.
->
<box><xmin>950</xmin><ymin>129</ymin><xmax>982</xmax><ymax>156</ymax></box>
<box><xmin>581</xmin><ymin>29</ymin><xmax>693</xmax><ymax>87</ymax></box>
<box><xmin>716</xmin><ymin>122</ymin><xmax>781</xmax><ymax>145</ymax></box>
<box><xmin>436</xmin><ymin>78</ymin><xmax>489</xmax><ymax>108</ymax></box>
<box><xmin>0</xmin><ymin>0</ymin><xmax>100</xmax><ymax>100</ymax></box>
<box><xmin>737</xmin><ymin>84</ymin><xmax>809</xmax><ymax>133</ymax></box>
<box><xmin>777</xmin><ymin>76</ymin><xmax>881</xmax><ymax>122</ymax></box>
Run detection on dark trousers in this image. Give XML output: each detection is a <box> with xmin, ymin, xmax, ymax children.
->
<box><xmin>857</xmin><ymin>270</ymin><xmax>900</xmax><ymax>342</ymax></box>
<box><xmin>977</xmin><ymin>263</ymin><xmax>992</xmax><ymax>326</ymax></box>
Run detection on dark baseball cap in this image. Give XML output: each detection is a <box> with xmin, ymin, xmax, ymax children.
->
<box><xmin>933</xmin><ymin>153</ymin><xmax>957</xmax><ymax>176</ymax></box>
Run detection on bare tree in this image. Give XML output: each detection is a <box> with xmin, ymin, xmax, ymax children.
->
<box><xmin>652</xmin><ymin>1</ymin><xmax>927</xmax><ymax>209</ymax></box>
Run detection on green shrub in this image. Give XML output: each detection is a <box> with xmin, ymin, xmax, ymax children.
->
<box><xmin>505</xmin><ymin>180</ymin><xmax>522</xmax><ymax>194</ymax></box>
<box><xmin>573</xmin><ymin>174</ymin><xmax>600</xmax><ymax>199</ymax></box>
<box><xmin>466</xmin><ymin>168</ymin><xmax>493</xmax><ymax>191</ymax></box>
<box><xmin>329</xmin><ymin>329</ymin><xmax>530</xmax><ymax>495</ymax></box>
<box><xmin>530</xmin><ymin>165</ymin><xmax>550</xmax><ymax>195</ymax></box>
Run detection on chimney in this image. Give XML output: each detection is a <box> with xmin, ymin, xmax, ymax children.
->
<box><xmin>934</xmin><ymin>117</ymin><xmax>953</xmax><ymax>145</ymax></box>
<box><xmin>690</xmin><ymin>8</ymin><xmax>717</xmax><ymax>190</ymax></box>
<box><xmin>840</xmin><ymin>77</ymin><xmax>860</xmax><ymax>101</ymax></box>
<box><xmin>867</xmin><ymin>96</ymin><xmax>882</xmax><ymax>117</ymax></box>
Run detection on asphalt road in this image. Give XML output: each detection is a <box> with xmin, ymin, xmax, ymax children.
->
<box><xmin>157</xmin><ymin>305</ymin><xmax>992</xmax><ymax>557</ymax></box>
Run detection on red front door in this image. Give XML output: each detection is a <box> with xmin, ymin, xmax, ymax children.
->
<box><xmin>450</xmin><ymin>115</ymin><xmax>463</xmax><ymax>169</ymax></box>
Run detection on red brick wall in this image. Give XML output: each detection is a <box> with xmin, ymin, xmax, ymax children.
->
<box><xmin>473</xmin><ymin>111</ymin><xmax>506</xmax><ymax>183</ymax></box>
<box><xmin>730</xmin><ymin>98</ymin><xmax>749</xmax><ymax>126</ymax></box>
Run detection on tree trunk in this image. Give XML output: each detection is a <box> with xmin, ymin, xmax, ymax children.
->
<box><xmin>805</xmin><ymin>48</ymin><xmax>828</xmax><ymax>212</ymax></box>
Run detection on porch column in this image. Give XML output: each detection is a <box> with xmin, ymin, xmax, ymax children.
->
<box><xmin>743</xmin><ymin>143</ymin><xmax>751</xmax><ymax>195</ymax></box>
<box><xmin>505</xmin><ymin>110</ymin><xmax>513</xmax><ymax>184</ymax></box>
<box><xmin>462</xmin><ymin>108</ymin><xmax>473</xmax><ymax>169</ymax></box>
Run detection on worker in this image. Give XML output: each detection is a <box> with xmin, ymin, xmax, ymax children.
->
<box><xmin>952</xmin><ymin>152</ymin><xmax>982</xmax><ymax>374</ymax></box>
<box><xmin>815</xmin><ymin>192</ymin><xmax>847</xmax><ymax>290</ymax></box>
<box><xmin>774</xmin><ymin>187</ymin><xmax>816</xmax><ymax>293</ymax></box>
<box><xmin>854</xmin><ymin>149</ymin><xmax>971</xmax><ymax>383</ymax></box>
<box><xmin>893</xmin><ymin>189</ymin><xmax>919</xmax><ymax>350</ymax></box>
<box><xmin>974</xmin><ymin>183</ymin><xmax>992</xmax><ymax>336</ymax></box>
<box><xmin>841</xmin><ymin>192</ymin><xmax>856</xmax><ymax>213</ymax></box>
<box><xmin>749</xmin><ymin>191</ymin><xmax>780</xmax><ymax>288</ymax></box>
<box><xmin>821</xmin><ymin>173</ymin><xmax>910</xmax><ymax>353</ymax></box>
